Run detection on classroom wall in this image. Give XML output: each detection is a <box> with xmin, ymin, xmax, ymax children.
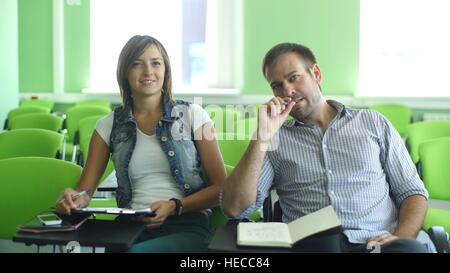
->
<box><xmin>242</xmin><ymin>0</ymin><xmax>360</xmax><ymax>96</ymax></box>
<box><xmin>18</xmin><ymin>0</ymin><xmax>360</xmax><ymax>97</ymax></box>
<box><xmin>0</xmin><ymin>0</ymin><xmax>19</xmax><ymax>122</ymax></box>
<box><xmin>18</xmin><ymin>0</ymin><xmax>53</xmax><ymax>93</ymax></box>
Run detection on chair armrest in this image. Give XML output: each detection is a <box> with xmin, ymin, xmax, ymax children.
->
<box><xmin>427</xmin><ymin>226</ymin><xmax>450</xmax><ymax>253</ymax></box>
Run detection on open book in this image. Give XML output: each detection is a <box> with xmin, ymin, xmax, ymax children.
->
<box><xmin>72</xmin><ymin>207</ymin><xmax>155</xmax><ymax>216</ymax></box>
<box><xmin>237</xmin><ymin>206</ymin><xmax>341</xmax><ymax>248</ymax></box>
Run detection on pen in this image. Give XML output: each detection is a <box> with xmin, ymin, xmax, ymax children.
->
<box><xmin>58</xmin><ymin>189</ymin><xmax>92</xmax><ymax>204</ymax></box>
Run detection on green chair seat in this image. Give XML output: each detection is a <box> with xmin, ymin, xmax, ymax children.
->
<box><xmin>422</xmin><ymin>207</ymin><xmax>450</xmax><ymax>234</ymax></box>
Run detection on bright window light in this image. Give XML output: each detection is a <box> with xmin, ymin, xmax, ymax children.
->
<box><xmin>87</xmin><ymin>0</ymin><xmax>240</xmax><ymax>94</ymax></box>
<box><xmin>359</xmin><ymin>0</ymin><xmax>450</xmax><ymax>97</ymax></box>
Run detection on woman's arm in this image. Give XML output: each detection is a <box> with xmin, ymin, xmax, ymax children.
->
<box><xmin>56</xmin><ymin>131</ymin><xmax>110</xmax><ymax>214</ymax></box>
<box><xmin>180</xmin><ymin>121</ymin><xmax>227</xmax><ymax>213</ymax></box>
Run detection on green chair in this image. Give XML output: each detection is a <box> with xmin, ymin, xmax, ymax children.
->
<box><xmin>20</xmin><ymin>99</ymin><xmax>54</xmax><ymax>111</ymax></box>
<box><xmin>418</xmin><ymin>137</ymin><xmax>450</xmax><ymax>234</ymax></box>
<box><xmin>235</xmin><ymin>117</ymin><xmax>258</xmax><ymax>137</ymax></box>
<box><xmin>406</xmin><ymin>120</ymin><xmax>450</xmax><ymax>164</ymax></box>
<box><xmin>9</xmin><ymin>113</ymin><xmax>63</xmax><ymax>132</ymax></box>
<box><xmin>4</xmin><ymin>106</ymin><xmax>50</xmax><ymax>130</ymax></box>
<box><xmin>0</xmin><ymin>157</ymin><xmax>82</xmax><ymax>239</ymax></box>
<box><xmin>370</xmin><ymin>104</ymin><xmax>412</xmax><ymax>138</ymax></box>
<box><xmin>216</xmin><ymin>133</ymin><xmax>251</xmax><ymax>167</ymax></box>
<box><xmin>206</xmin><ymin>106</ymin><xmax>242</xmax><ymax>134</ymax></box>
<box><xmin>64</xmin><ymin>105</ymin><xmax>111</xmax><ymax>161</ymax></box>
<box><xmin>75</xmin><ymin>99</ymin><xmax>111</xmax><ymax>109</ymax></box>
<box><xmin>0</xmin><ymin>128</ymin><xmax>64</xmax><ymax>160</ymax></box>
<box><xmin>77</xmin><ymin>115</ymin><xmax>114</xmax><ymax>183</ymax></box>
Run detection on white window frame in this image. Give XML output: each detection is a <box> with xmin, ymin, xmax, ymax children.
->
<box><xmin>358</xmin><ymin>0</ymin><xmax>450</xmax><ymax>98</ymax></box>
<box><xmin>84</xmin><ymin>0</ymin><xmax>241</xmax><ymax>95</ymax></box>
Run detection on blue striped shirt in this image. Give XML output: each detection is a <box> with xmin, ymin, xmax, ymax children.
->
<box><xmin>236</xmin><ymin>100</ymin><xmax>428</xmax><ymax>243</ymax></box>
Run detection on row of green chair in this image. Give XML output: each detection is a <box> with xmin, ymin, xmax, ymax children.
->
<box><xmin>19</xmin><ymin>99</ymin><xmax>112</xmax><ymax>111</ymax></box>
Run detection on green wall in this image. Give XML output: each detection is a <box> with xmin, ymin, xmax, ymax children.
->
<box><xmin>242</xmin><ymin>0</ymin><xmax>360</xmax><ymax>95</ymax></box>
<box><xmin>64</xmin><ymin>1</ymin><xmax>90</xmax><ymax>93</ymax></box>
<box><xmin>18</xmin><ymin>0</ymin><xmax>360</xmax><ymax>96</ymax></box>
<box><xmin>18</xmin><ymin>0</ymin><xmax>53</xmax><ymax>93</ymax></box>
<box><xmin>0</xmin><ymin>0</ymin><xmax>19</xmax><ymax>123</ymax></box>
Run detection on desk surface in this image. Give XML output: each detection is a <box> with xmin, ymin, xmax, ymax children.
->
<box><xmin>208</xmin><ymin>221</ymin><xmax>342</xmax><ymax>253</ymax></box>
<box><xmin>13</xmin><ymin>219</ymin><xmax>145</xmax><ymax>251</ymax></box>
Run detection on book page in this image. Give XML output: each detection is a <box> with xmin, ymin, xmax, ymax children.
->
<box><xmin>287</xmin><ymin>206</ymin><xmax>341</xmax><ymax>243</ymax></box>
<box><xmin>237</xmin><ymin>222</ymin><xmax>292</xmax><ymax>248</ymax></box>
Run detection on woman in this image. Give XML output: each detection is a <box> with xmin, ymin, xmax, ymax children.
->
<box><xmin>56</xmin><ymin>35</ymin><xmax>226</xmax><ymax>252</ymax></box>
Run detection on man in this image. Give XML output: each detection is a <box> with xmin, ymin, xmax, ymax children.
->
<box><xmin>221</xmin><ymin>42</ymin><xmax>432</xmax><ymax>253</ymax></box>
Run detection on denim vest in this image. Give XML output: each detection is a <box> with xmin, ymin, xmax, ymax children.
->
<box><xmin>109</xmin><ymin>99</ymin><xmax>208</xmax><ymax>208</ymax></box>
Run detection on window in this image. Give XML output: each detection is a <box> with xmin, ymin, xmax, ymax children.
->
<box><xmin>358</xmin><ymin>0</ymin><xmax>450</xmax><ymax>97</ymax></box>
<box><xmin>87</xmin><ymin>0</ymin><xmax>241</xmax><ymax>94</ymax></box>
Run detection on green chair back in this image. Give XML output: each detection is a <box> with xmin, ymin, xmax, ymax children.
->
<box><xmin>418</xmin><ymin>137</ymin><xmax>450</xmax><ymax>233</ymax></box>
<box><xmin>418</xmin><ymin>137</ymin><xmax>450</xmax><ymax>200</ymax></box>
<box><xmin>216</xmin><ymin>133</ymin><xmax>251</xmax><ymax>167</ymax></box>
<box><xmin>206</xmin><ymin>106</ymin><xmax>242</xmax><ymax>133</ymax></box>
<box><xmin>407</xmin><ymin>120</ymin><xmax>450</xmax><ymax>164</ymax></box>
<box><xmin>20</xmin><ymin>99</ymin><xmax>54</xmax><ymax>111</ymax></box>
<box><xmin>6</xmin><ymin>106</ymin><xmax>50</xmax><ymax>129</ymax></box>
<box><xmin>370</xmin><ymin>104</ymin><xmax>412</xmax><ymax>137</ymax></box>
<box><xmin>75</xmin><ymin>99</ymin><xmax>111</xmax><ymax>109</ymax></box>
<box><xmin>0</xmin><ymin>157</ymin><xmax>82</xmax><ymax>239</ymax></box>
<box><xmin>9</xmin><ymin>113</ymin><xmax>63</xmax><ymax>132</ymax></box>
<box><xmin>0</xmin><ymin>128</ymin><xmax>64</xmax><ymax>160</ymax></box>
<box><xmin>235</xmin><ymin>117</ymin><xmax>258</xmax><ymax>137</ymax></box>
<box><xmin>77</xmin><ymin>115</ymin><xmax>114</xmax><ymax>182</ymax></box>
<box><xmin>65</xmin><ymin>105</ymin><xmax>111</xmax><ymax>143</ymax></box>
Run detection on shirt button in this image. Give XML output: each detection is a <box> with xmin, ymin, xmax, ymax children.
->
<box><xmin>330</xmin><ymin>190</ymin><xmax>335</xmax><ymax>196</ymax></box>
<box><xmin>161</xmin><ymin>136</ymin><xmax>168</xmax><ymax>142</ymax></box>
<box><xmin>174</xmin><ymin>169</ymin><xmax>180</xmax><ymax>175</ymax></box>
<box><xmin>168</xmin><ymin>151</ymin><xmax>175</xmax><ymax>157</ymax></box>
<box><xmin>328</xmin><ymin>169</ymin><xmax>332</xmax><ymax>175</ymax></box>
<box><xmin>323</xmin><ymin>144</ymin><xmax>327</xmax><ymax>149</ymax></box>
<box><xmin>183</xmin><ymin>184</ymin><xmax>190</xmax><ymax>190</ymax></box>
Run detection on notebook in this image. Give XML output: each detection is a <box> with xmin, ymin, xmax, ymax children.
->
<box><xmin>17</xmin><ymin>212</ymin><xmax>92</xmax><ymax>233</ymax></box>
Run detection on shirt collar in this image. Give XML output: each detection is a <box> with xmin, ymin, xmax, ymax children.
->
<box><xmin>283</xmin><ymin>99</ymin><xmax>350</xmax><ymax>128</ymax></box>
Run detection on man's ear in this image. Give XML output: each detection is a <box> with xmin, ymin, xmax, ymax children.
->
<box><xmin>311</xmin><ymin>64</ymin><xmax>322</xmax><ymax>84</ymax></box>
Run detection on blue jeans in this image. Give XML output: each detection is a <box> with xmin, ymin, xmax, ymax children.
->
<box><xmin>127</xmin><ymin>212</ymin><xmax>212</xmax><ymax>253</ymax></box>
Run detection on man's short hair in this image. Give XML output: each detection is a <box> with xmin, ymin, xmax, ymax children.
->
<box><xmin>262</xmin><ymin>43</ymin><xmax>317</xmax><ymax>77</ymax></box>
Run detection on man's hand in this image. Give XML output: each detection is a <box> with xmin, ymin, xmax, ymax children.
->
<box><xmin>367</xmin><ymin>232</ymin><xmax>399</xmax><ymax>246</ymax></box>
<box><xmin>257</xmin><ymin>97</ymin><xmax>295</xmax><ymax>142</ymax></box>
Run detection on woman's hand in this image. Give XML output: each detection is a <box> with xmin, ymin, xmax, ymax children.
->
<box><xmin>133</xmin><ymin>200</ymin><xmax>176</xmax><ymax>229</ymax></box>
<box><xmin>55</xmin><ymin>188</ymin><xmax>91</xmax><ymax>215</ymax></box>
